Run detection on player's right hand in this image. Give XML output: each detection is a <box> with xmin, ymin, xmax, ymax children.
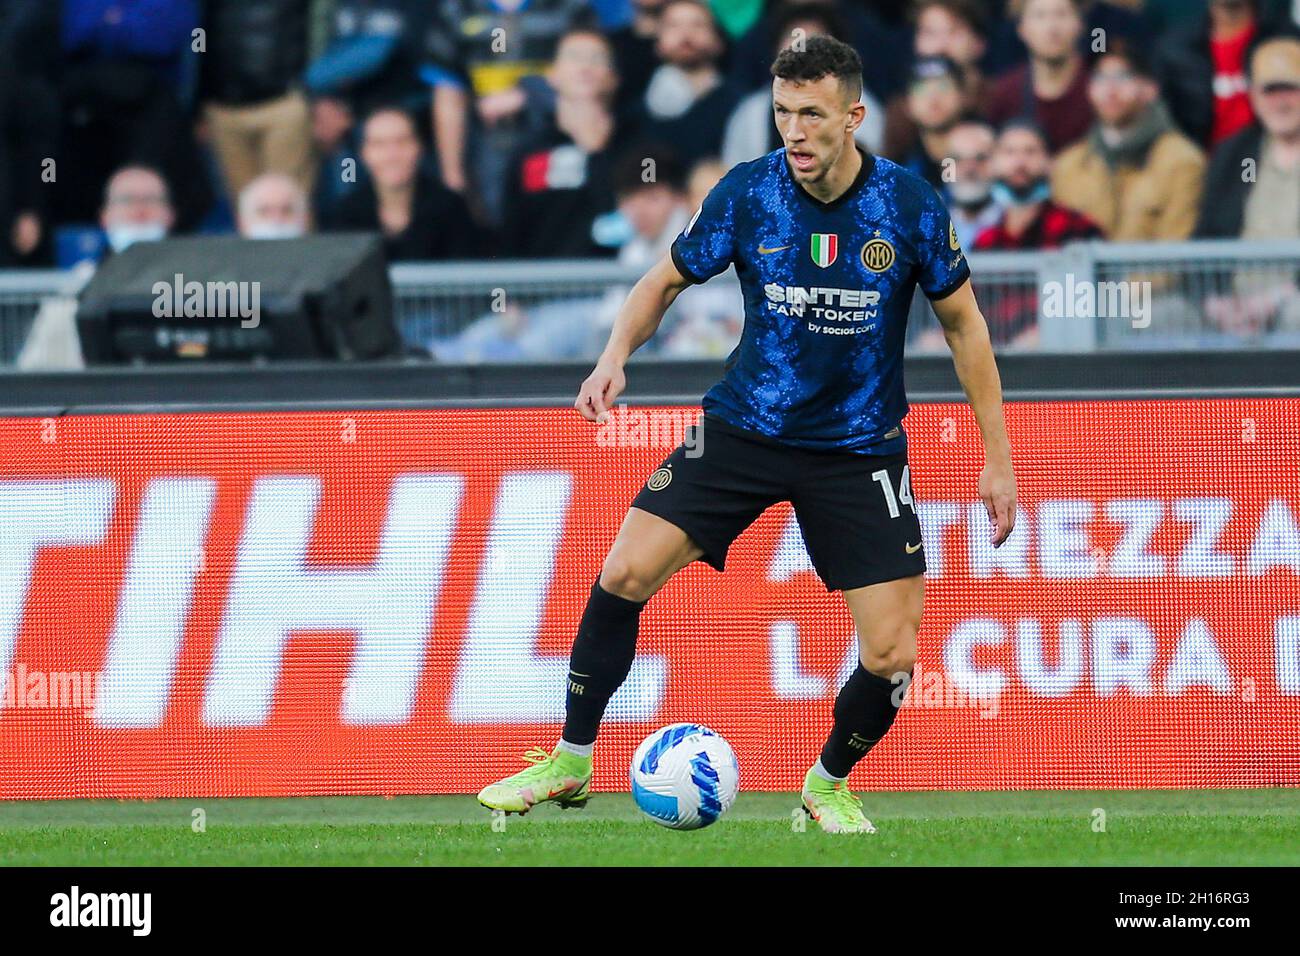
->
<box><xmin>574</xmin><ymin>360</ymin><xmax>625</xmax><ymax>424</ymax></box>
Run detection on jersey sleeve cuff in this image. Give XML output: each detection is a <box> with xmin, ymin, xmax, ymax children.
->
<box><xmin>670</xmin><ymin>241</ymin><xmax>705</xmax><ymax>285</ymax></box>
<box><xmin>923</xmin><ymin>260</ymin><xmax>971</xmax><ymax>302</ymax></box>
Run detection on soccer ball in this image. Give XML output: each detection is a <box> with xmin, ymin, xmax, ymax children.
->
<box><xmin>630</xmin><ymin>723</ymin><xmax>740</xmax><ymax>829</ymax></box>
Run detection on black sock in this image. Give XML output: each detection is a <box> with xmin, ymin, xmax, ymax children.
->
<box><xmin>561</xmin><ymin>579</ymin><xmax>647</xmax><ymax>746</ymax></box>
<box><xmin>818</xmin><ymin>664</ymin><xmax>909</xmax><ymax>779</ymax></box>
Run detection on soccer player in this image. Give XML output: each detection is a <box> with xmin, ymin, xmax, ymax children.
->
<box><xmin>477</xmin><ymin>36</ymin><xmax>1017</xmax><ymax>833</ymax></box>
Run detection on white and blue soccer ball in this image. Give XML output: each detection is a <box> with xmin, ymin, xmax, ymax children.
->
<box><xmin>630</xmin><ymin>723</ymin><xmax>740</xmax><ymax>830</ymax></box>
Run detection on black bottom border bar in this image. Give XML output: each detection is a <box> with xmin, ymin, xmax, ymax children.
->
<box><xmin>0</xmin><ymin>865</ymin><xmax>1286</xmax><ymax>942</ymax></box>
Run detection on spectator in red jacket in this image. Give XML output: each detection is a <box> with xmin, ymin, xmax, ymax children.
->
<box><xmin>1155</xmin><ymin>0</ymin><xmax>1290</xmax><ymax>148</ymax></box>
<box><xmin>974</xmin><ymin>119</ymin><xmax>1101</xmax><ymax>348</ymax></box>
<box><xmin>975</xmin><ymin>120</ymin><xmax>1102</xmax><ymax>252</ymax></box>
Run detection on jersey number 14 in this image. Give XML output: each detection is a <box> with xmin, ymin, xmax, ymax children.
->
<box><xmin>872</xmin><ymin>465</ymin><xmax>914</xmax><ymax>518</ymax></box>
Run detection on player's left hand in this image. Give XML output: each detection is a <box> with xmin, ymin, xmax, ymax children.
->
<box><xmin>979</xmin><ymin>458</ymin><xmax>1017</xmax><ymax>548</ymax></box>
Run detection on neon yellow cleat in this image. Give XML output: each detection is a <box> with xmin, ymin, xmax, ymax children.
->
<box><xmin>477</xmin><ymin>747</ymin><xmax>592</xmax><ymax>814</ymax></box>
<box><xmin>801</xmin><ymin>768</ymin><xmax>877</xmax><ymax>834</ymax></box>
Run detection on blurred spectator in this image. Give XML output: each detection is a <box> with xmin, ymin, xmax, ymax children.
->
<box><xmin>687</xmin><ymin>158</ymin><xmax>727</xmax><ymax>211</ymax></box>
<box><xmin>727</xmin><ymin>1</ymin><xmax>907</xmax><ymax>104</ymax></box>
<box><xmin>636</xmin><ymin>0</ymin><xmax>740</xmax><ymax>165</ymax></box>
<box><xmin>237</xmin><ymin>172</ymin><xmax>311</xmax><ymax>240</ymax></box>
<box><xmin>986</xmin><ymin>0</ymin><xmax>1150</xmax><ymax>77</ymax></box>
<box><xmin>24</xmin><ymin>0</ymin><xmax>213</xmax><ymax>231</ymax></box>
<box><xmin>976</xmin><ymin>120</ymin><xmax>1100</xmax><ymax>249</ymax></box>
<box><xmin>898</xmin><ymin>56</ymin><xmax>968</xmax><ymax>188</ymax></box>
<box><xmin>307</xmin><ymin>0</ymin><xmax>431</xmax><ymax>117</ymax></box>
<box><xmin>100</xmin><ymin>166</ymin><xmax>176</xmax><ymax>255</ymax></box>
<box><xmin>611</xmin><ymin>147</ymin><xmax>691</xmax><ymax>270</ymax></box>
<box><xmin>424</xmin><ymin>0</ymin><xmax>593</xmax><ymax>228</ymax></box>
<box><xmin>944</xmin><ymin>117</ymin><xmax>1003</xmax><ymax>249</ymax></box>
<box><xmin>1155</xmin><ymin>0</ymin><xmax>1289</xmax><ymax>148</ymax></box>
<box><xmin>434</xmin><ymin>146</ymin><xmax>688</xmax><ymax>362</ymax></box>
<box><xmin>503</xmin><ymin>28</ymin><xmax>624</xmax><ymax>258</ymax></box>
<box><xmin>1052</xmin><ymin>47</ymin><xmax>1206</xmax><ymax>240</ymax></box>
<box><xmin>309</xmin><ymin>92</ymin><xmax>360</xmax><ymax>221</ymax></box>
<box><xmin>987</xmin><ymin>0</ymin><xmax>1094</xmax><ymax>153</ymax></box>
<box><xmin>1197</xmin><ymin>33</ymin><xmax>1300</xmax><ymax>238</ymax></box>
<box><xmin>911</xmin><ymin>112</ymin><xmax>1001</xmax><ymax>354</ymax></box>
<box><xmin>609</xmin><ymin>0</ymin><xmax>669</xmax><ymax>113</ymax></box>
<box><xmin>722</xmin><ymin>2</ymin><xmax>883</xmax><ymax>167</ymax></box>
<box><xmin>1197</xmin><ymin>34</ymin><xmax>1300</xmax><ymax>336</ymax></box>
<box><xmin>306</xmin><ymin>0</ymin><xmax>433</xmax><ymax>217</ymax></box>
<box><xmin>0</xmin><ymin>6</ymin><xmax>59</xmax><ymax>267</ymax></box>
<box><xmin>199</xmin><ymin>0</ymin><xmax>317</xmax><ymax>204</ymax></box>
<box><xmin>883</xmin><ymin>0</ymin><xmax>991</xmax><ymax>161</ymax></box>
<box><xmin>323</xmin><ymin>106</ymin><xmax>475</xmax><ymax>261</ymax></box>
<box><xmin>975</xmin><ymin>120</ymin><xmax>1101</xmax><ymax>346</ymax></box>
<box><xmin>600</xmin><ymin>149</ymin><xmax>738</xmax><ymax>356</ymax></box>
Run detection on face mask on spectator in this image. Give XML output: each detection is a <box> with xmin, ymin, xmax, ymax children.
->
<box><xmin>950</xmin><ymin>178</ymin><xmax>993</xmax><ymax>209</ymax></box>
<box><xmin>245</xmin><ymin>222</ymin><xmax>306</xmax><ymax>241</ymax></box>
<box><xmin>106</xmin><ymin>222</ymin><xmax>167</xmax><ymax>253</ymax></box>
<box><xmin>991</xmin><ymin>179</ymin><xmax>1050</xmax><ymax>208</ymax></box>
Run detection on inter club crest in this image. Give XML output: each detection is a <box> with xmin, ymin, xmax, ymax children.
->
<box><xmin>860</xmin><ymin>231</ymin><xmax>896</xmax><ymax>273</ymax></box>
<box><xmin>810</xmin><ymin>233</ymin><xmax>838</xmax><ymax>268</ymax></box>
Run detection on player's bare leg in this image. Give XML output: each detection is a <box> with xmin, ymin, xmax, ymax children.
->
<box><xmin>477</xmin><ymin>508</ymin><xmax>701</xmax><ymax>813</ymax></box>
<box><xmin>598</xmin><ymin>507</ymin><xmax>704</xmax><ymax>599</ymax></box>
<box><xmin>844</xmin><ymin>573</ymin><xmax>923</xmax><ymax>679</ymax></box>
<box><xmin>802</xmin><ymin>574</ymin><xmax>924</xmax><ymax>833</ymax></box>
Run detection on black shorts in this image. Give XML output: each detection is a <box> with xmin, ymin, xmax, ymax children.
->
<box><xmin>630</xmin><ymin>415</ymin><xmax>927</xmax><ymax>591</ymax></box>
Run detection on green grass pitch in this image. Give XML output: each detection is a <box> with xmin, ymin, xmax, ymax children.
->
<box><xmin>1</xmin><ymin>789</ymin><xmax>1297</xmax><ymax>866</ymax></box>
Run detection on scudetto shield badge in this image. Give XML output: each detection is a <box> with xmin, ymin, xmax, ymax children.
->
<box><xmin>810</xmin><ymin>233</ymin><xmax>838</xmax><ymax>268</ymax></box>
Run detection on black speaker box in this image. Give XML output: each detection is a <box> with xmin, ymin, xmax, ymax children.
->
<box><xmin>76</xmin><ymin>234</ymin><xmax>400</xmax><ymax>363</ymax></box>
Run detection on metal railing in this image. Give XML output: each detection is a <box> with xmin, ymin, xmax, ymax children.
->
<box><xmin>1</xmin><ymin>240</ymin><xmax>1297</xmax><ymax>366</ymax></box>
<box><xmin>0</xmin><ymin>270</ymin><xmax>75</xmax><ymax>366</ymax></box>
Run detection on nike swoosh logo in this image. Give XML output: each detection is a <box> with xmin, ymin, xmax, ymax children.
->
<box><xmin>905</xmin><ymin>542</ymin><xmax>922</xmax><ymax>554</ymax></box>
<box><xmin>758</xmin><ymin>245</ymin><xmax>791</xmax><ymax>254</ymax></box>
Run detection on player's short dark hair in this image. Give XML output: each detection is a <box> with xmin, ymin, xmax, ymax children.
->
<box><xmin>770</xmin><ymin>34</ymin><xmax>863</xmax><ymax>103</ymax></box>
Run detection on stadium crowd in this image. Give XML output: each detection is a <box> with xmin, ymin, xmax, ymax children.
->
<box><xmin>2</xmin><ymin>0</ymin><xmax>1300</xmax><ymax>358</ymax></box>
